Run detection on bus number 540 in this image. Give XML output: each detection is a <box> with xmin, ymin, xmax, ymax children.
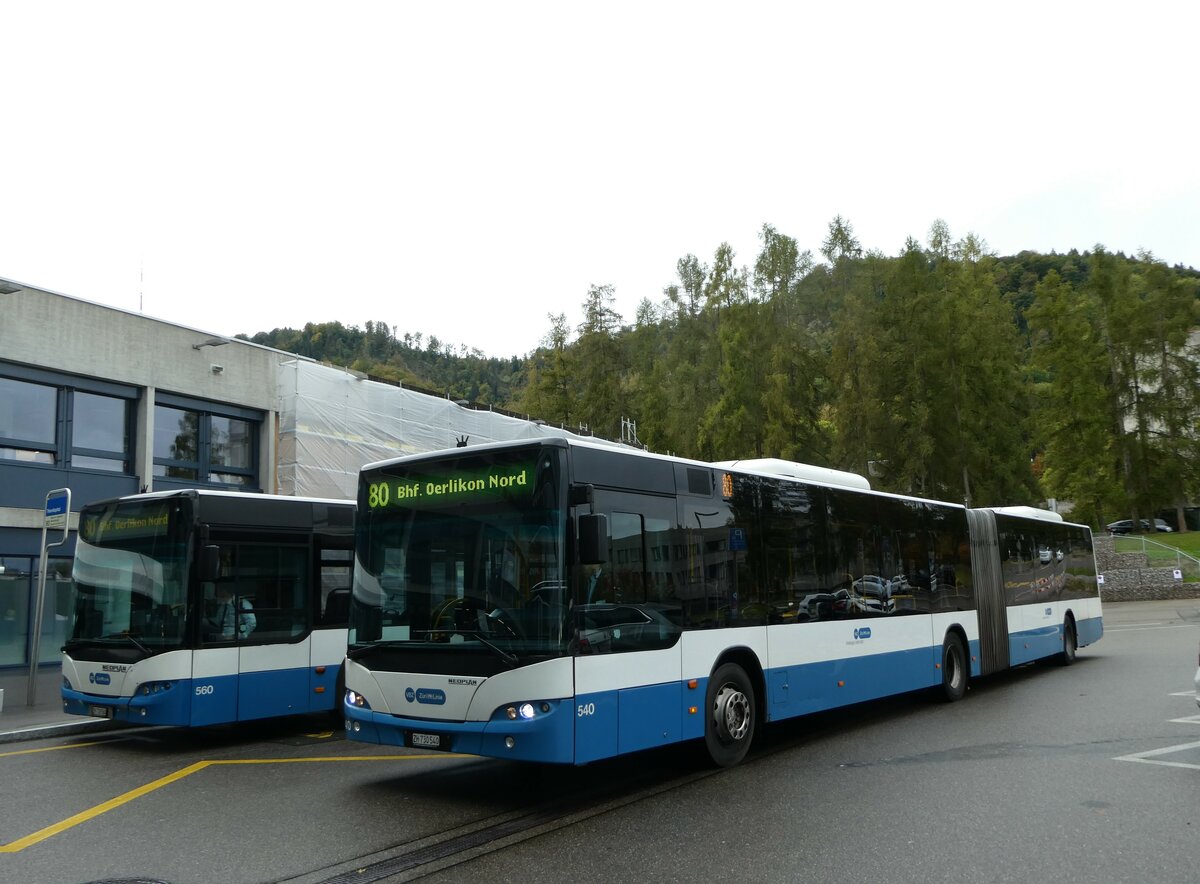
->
<box><xmin>577</xmin><ymin>702</ymin><xmax>595</xmax><ymax>717</ymax></box>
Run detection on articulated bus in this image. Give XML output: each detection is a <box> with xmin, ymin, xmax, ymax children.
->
<box><xmin>62</xmin><ymin>489</ymin><xmax>354</xmax><ymax>726</ymax></box>
<box><xmin>342</xmin><ymin>439</ymin><xmax>1101</xmax><ymax>767</ymax></box>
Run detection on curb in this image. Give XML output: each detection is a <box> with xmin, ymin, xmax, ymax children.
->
<box><xmin>0</xmin><ymin>719</ymin><xmax>140</xmax><ymax>746</ymax></box>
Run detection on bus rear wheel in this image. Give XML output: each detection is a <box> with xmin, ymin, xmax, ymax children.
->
<box><xmin>940</xmin><ymin>633</ymin><xmax>968</xmax><ymax>702</ymax></box>
<box><xmin>704</xmin><ymin>663</ymin><xmax>756</xmax><ymax>768</ymax></box>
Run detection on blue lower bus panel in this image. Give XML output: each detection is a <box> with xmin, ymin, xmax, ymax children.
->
<box><xmin>62</xmin><ymin>678</ymin><xmax>195</xmax><ymax>726</ymax></box>
<box><xmin>1077</xmin><ymin>615</ymin><xmax>1103</xmax><ymax>647</ymax></box>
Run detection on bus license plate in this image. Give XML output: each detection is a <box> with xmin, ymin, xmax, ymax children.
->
<box><xmin>89</xmin><ymin>705</ymin><xmax>113</xmax><ymax>719</ymax></box>
<box><xmin>407</xmin><ymin>732</ymin><xmax>445</xmax><ymax>750</ymax></box>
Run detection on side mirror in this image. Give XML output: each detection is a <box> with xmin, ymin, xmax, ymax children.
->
<box><xmin>199</xmin><ymin>544</ymin><xmax>221</xmax><ymax>583</ymax></box>
<box><xmin>568</xmin><ymin>483</ymin><xmax>595</xmax><ymax>507</ymax></box>
<box><xmin>578</xmin><ymin>513</ymin><xmax>609</xmax><ymax>565</ymax></box>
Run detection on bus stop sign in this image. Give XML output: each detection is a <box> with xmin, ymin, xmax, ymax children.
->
<box><xmin>45</xmin><ymin>492</ymin><xmax>69</xmax><ymax>530</ymax></box>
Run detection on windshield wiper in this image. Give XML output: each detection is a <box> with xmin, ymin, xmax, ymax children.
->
<box><xmin>97</xmin><ymin>632</ymin><xmax>151</xmax><ymax>654</ymax></box>
<box><xmin>347</xmin><ymin>639</ymin><xmax>407</xmax><ymax>660</ymax></box>
<box><xmin>457</xmin><ymin>631</ymin><xmax>519</xmax><ymax>667</ymax></box>
<box><xmin>349</xmin><ymin>633</ymin><xmax>518</xmax><ymax>667</ymax></box>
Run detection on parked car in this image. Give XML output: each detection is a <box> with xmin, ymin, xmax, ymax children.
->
<box><xmin>795</xmin><ymin>592</ymin><xmax>837</xmax><ymax>621</ymax></box>
<box><xmin>1106</xmin><ymin>518</ymin><xmax>1174</xmax><ymax>535</ymax></box>
<box><xmin>850</xmin><ymin>576</ymin><xmax>896</xmax><ymax>614</ymax></box>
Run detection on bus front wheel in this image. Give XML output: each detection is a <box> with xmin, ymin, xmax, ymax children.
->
<box><xmin>940</xmin><ymin>633</ymin><xmax>968</xmax><ymax>702</ymax></box>
<box><xmin>1058</xmin><ymin>618</ymin><xmax>1077</xmax><ymax>666</ymax></box>
<box><xmin>704</xmin><ymin>662</ymin><xmax>756</xmax><ymax>768</ymax></box>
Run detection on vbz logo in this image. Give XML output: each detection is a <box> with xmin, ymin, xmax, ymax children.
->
<box><xmin>853</xmin><ymin>627</ymin><xmax>872</xmax><ymax>640</ymax></box>
<box><xmin>89</xmin><ymin>672</ymin><xmax>111</xmax><ymax>685</ymax></box>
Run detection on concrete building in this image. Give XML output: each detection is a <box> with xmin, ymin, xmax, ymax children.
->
<box><xmin>0</xmin><ymin>276</ymin><xmax>573</xmax><ymax>688</ymax></box>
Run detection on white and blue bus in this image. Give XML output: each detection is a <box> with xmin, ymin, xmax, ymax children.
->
<box><xmin>343</xmin><ymin>439</ymin><xmax>1102</xmax><ymax>767</ymax></box>
<box><xmin>62</xmin><ymin>489</ymin><xmax>354</xmax><ymax>726</ymax></box>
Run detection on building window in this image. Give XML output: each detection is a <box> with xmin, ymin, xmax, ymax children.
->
<box><xmin>209</xmin><ymin>415</ymin><xmax>255</xmax><ymax>485</ymax></box>
<box><xmin>0</xmin><ymin>369</ymin><xmax>135</xmax><ymax>472</ymax></box>
<box><xmin>153</xmin><ymin>400</ymin><xmax>259</xmax><ymax>489</ymax></box>
<box><xmin>0</xmin><ymin>555</ymin><xmax>72</xmax><ymax>668</ymax></box>
<box><xmin>71</xmin><ymin>392</ymin><xmax>129</xmax><ymax>472</ymax></box>
<box><xmin>0</xmin><ymin>376</ymin><xmax>57</xmax><ymax>464</ymax></box>
<box><xmin>154</xmin><ymin>405</ymin><xmax>200</xmax><ymax>480</ymax></box>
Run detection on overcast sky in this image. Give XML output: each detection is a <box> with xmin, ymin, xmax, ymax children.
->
<box><xmin>2</xmin><ymin>2</ymin><xmax>1196</xmax><ymax>358</ymax></box>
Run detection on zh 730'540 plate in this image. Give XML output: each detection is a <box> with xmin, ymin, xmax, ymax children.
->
<box><xmin>406</xmin><ymin>731</ymin><xmax>446</xmax><ymax>750</ymax></box>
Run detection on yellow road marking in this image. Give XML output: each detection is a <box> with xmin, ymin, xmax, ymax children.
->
<box><xmin>0</xmin><ymin>740</ymin><xmax>108</xmax><ymax>759</ymax></box>
<box><xmin>0</xmin><ymin>753</ymin><xmax>468</xmax><ymax>853</ymax></box>
<box><xmin>0</xmin><ymin>761</ymin><xmax>209</xmax><ymax>853</ymax></box>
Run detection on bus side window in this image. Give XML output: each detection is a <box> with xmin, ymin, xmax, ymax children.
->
<box><xmin>323</xmin><ymin>588</ymin><xmax>350</xmax><ymax>626</ymax></box>
<box><xmin>318</xmin><ymin>545</ymin><xmax>353</xmax><ymax>627</ymax></box>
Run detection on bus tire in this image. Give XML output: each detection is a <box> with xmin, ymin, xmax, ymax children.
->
<box><xmin>1058</xmin><ymin>618</ymin><xmax>1077</xmax><ymax>666</ymax></box>
<box><xmin>704</xmin><ymin>662</ymin><xmax>756</xmax><ymax>768</ymax></box>
<box><xmin>939</xmin><ymin>632</ymin><xmax>968</xmax><ymax>702</ymax></box>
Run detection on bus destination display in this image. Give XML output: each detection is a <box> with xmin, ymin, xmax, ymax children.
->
<box><xmin>367</xmin><ymin>462</ymin><xmax>533</xmax><ymax>510</ymax></box>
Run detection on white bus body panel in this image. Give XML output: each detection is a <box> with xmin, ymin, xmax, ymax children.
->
<box><xmin>63</xmin><ymin>649</ymin><xmax>194</xmax><ymax>698</ymax></box>
<box><xmin>681</xmin><ymin>626</ymin><xmax>768</xmax><ymax>680</ymax></box>
<box><xmin>310</xmin><ymin>627</ymin><xmax>349</xmax><ymax>668</ymax></box>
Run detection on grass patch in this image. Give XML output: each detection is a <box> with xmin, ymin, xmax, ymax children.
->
<box><xmin>1113</xmin><ymin>532</ymin><xmax>1200</xmax><ymax>557</ymax></box>
<box><xmin>1112</xmin><ymin>533</ymin><xmax>1200</xmax><ymax>582</ymax></box>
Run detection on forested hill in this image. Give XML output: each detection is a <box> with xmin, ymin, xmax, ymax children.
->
<box><xmin>239</xmin><ymin>221</ymin><xmax>1200</xmax><ymax>528</ymax></box>
<box><xmin>241</xmin><ymin>321</ymin><xmax>531</xmax><ymax>407</ymax></box>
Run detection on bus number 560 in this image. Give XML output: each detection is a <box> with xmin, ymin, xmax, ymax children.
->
<box><xmin>195</xmin><ymin>684</ymin><xmax>214</xmax><ymax>696</ymax></box>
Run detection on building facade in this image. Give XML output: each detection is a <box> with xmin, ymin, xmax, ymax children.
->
<box><xmin>1</xmin><ymin>278</ymin><xmax>290</xmax><ymax>674</ymax></box>
<box><xmin>0</xmin><ymin>276</ymin><xmax>577</xmax><ymax>683</ymax></box>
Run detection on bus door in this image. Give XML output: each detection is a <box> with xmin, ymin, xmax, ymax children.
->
<box><xmin>309</xmin><ymin>541</ymin><xmax>354</xmax><ymax>710</ymax></box>
<box><xmin>574</xmin><ymin>492</ymin><xmax>682</xmax><ymax>764</ymax></box>
<box><xmin>194</xmin><ymin>538</ymin><xmax>315</xmax><ymax>723</ymax></box>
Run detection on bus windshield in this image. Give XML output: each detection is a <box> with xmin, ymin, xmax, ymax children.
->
<box><xmin>349</xmin><ymin>446</ymin><xmax>567</xmax><ymax>663</ymax></box>
<box><xmin>67</xmin><ymin>498</ymin><xmax>190</xmax><ymax>652</ymax></box>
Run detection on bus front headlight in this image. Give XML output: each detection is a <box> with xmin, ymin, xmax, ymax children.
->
<box><xmin>505</xmin><ymin>702</ymin><xmax>545</xmax><ymax>720</ymax></box>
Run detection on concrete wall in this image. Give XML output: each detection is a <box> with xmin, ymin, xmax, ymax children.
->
<box><xmin>0</xmin><ymin>286</ymin><xmax>280</xmax><ymax>410</ymax></box>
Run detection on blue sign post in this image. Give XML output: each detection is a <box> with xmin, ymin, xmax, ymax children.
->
<box><xmin>27</xmin><ymin>488</ymin><xmax>72</xmax><ymax>706</ymax></box>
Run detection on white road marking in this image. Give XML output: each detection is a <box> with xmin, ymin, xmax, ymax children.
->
<box><xmin>1114</xmin><ymin>739</ymin><xmax>1200</xmax><ymax>771</ymax></box>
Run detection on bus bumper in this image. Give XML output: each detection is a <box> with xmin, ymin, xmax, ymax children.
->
<box><xmin>61</xmin><ymin>681</ymin><xmax>191</xmax><ymax>726</ymax></box>
<box><xmin>343</xmin><ymin>699</ymin><xmax>575</xmax><ymax>764</ymax></box>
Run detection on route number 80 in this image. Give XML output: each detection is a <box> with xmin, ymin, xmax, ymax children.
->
<box><xmin>368</xmin><ymin>482</ymin><xmax>390</xmax><ymax>508</ymax></box>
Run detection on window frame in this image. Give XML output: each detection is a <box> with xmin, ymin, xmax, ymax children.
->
<box><xmin>0</xmin><ymin>364</ymin><xmax>137</xmax><ymax>474</ymax></box>
<box><xmin>154</xmin><ymin>394</ymin><xmax>262</xmax><ymax>491</ymax></box>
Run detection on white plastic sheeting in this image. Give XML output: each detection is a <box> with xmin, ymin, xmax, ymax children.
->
<box><xmin>276</xmin><ymin>360</ymin><xmax>577</xmax><ymax>499</ymax></box>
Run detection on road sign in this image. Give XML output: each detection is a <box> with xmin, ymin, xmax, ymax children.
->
<box><xmin>29</xmin><ymin>487</ymin><xmax>71</xmax><ymax>706</ymax></box>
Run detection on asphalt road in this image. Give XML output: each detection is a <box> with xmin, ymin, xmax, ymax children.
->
<box><xmin>2</xmin><ymin>599</ymin><xmax>1197</xmax><ymax>884</ymax></box>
